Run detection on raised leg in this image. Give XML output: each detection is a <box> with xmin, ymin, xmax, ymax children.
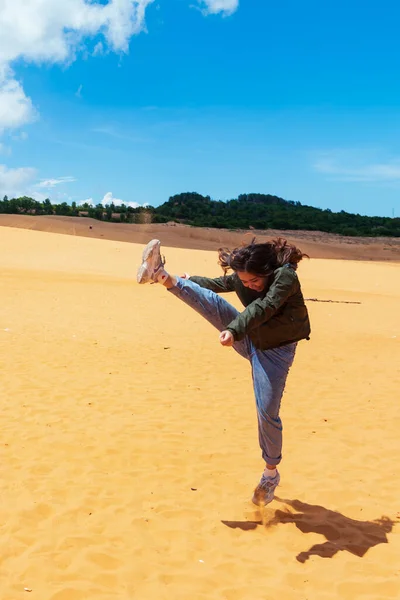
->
<box><xmin>168</xmin><ymin>277</ymin><xmax>252</xmax><ymax>360</ymax></box>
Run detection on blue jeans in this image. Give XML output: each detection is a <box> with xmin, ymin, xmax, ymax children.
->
<box><xmin>168</xmin><ymin>278</ymin><xmax>297</xmax><ymax>466</ymax></box>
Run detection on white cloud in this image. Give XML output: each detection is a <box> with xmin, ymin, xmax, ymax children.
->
<box><xmin>0</xmin><ymin>164</ymin><xmax>79</xmax><ymax>199</ymax></box>
<box><xmin>0</xmin><ymin>0</ymin><xmax>237</xmax><ymax>134</ymax></box>
<box><xmin>313</xmin><ymin>151</ymin><xmax>400</xmax><ymax>182</ymax></box>
<box><xmin>0</xmin><ymin>0</ymin><xmax>154</xmax><ymax>132</ymax></box>
<box><xmin>102</xmin><ymin>191</ymin><xmax>142</xmax><ymax>208</ymax></box>
<box><xmin>77</xmin><ymin>193</ymin><xmax>147</xmax><ymax>208</ymax></box>
<box><xmin>0</xmin><ymin>67</ymin><xmax>37</xmax><ymax>132</ymax></box>
<box><xmin>198</xmin><ymin>0</ymin><xmax>239</xmax><ymax>15</ymax></box>
<box><xmin>75</xmin><ymin>84</ymin><xmax>83</xmax><ymax>98</ymax></box>
<box><xmin>0</xmin><ymin>163</ymin><xmax>37</xmax><ymax>197</ymax></box>
<box><xmin>0</xmin><ymin>0</ymin><xmax>154</xmax><ymax>64</ymax></box>
<box><xmin>37</xmin><ymin>176</ymin><xmax>77</xmax><ymax>188</ymax></box>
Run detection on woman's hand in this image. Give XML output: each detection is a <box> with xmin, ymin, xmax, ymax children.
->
<box><xmin>219</xmin><ymin>330</ymin><xmax>234</xmax><ymax>347</ymax></box>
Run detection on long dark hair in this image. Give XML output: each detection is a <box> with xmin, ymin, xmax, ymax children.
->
<box><xmin>218</xmin><ymin>237</ymin><xmax>308</xmax><ymax>277</ymax></box>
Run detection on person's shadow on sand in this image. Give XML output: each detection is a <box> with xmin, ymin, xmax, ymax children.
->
<box><xmin>222</xmin><ymin>498</ymin><xmax>398</xmax><ymax>562</ymax></box>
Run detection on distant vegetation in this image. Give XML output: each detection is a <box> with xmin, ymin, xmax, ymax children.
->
<box><xmin>1</xmin><ymin>192</ymin><xmax>399</xmax><ymax>237</ymax></box>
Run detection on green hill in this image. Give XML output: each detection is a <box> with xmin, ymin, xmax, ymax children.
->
<box><xmin>153</xmin><ymin>192</ymin><xmax>400</xmax><ymax>237</ymax></box>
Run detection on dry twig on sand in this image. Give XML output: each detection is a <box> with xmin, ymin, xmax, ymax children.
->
<box><xmin>305</xmin><ymin>298</ymin><xmax>361</xmax><ymax>305</ymax></box>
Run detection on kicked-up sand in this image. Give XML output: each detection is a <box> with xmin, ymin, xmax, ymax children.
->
<box><xmin>1</xmin><ymin>225</ymin><xmax>399</xmax><ymax>600</ymax></box>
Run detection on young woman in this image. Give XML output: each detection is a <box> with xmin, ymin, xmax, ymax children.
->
<box><xmin>137</xmin><ymin>238</ymin><xmax>311</xmax><ymax>505</ymax></box>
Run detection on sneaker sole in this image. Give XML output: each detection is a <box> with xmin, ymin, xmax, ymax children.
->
<box><xmin>136</xmin><ymin>264</ymin><xmax>149</xmax><ymax>284</ymax></box>
<box><xmin>137</xmin><ymin>239</ymin><xmax>161</xmax><ymax>284</ymax></box>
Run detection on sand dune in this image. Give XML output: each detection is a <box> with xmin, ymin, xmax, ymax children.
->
<box><xmin>1</xmin><ymin>213</ymin><xmax>400</xmax><ymax>262</ymax></box>
<box><xmin>1</xmin><ymin>225</ymin><xmax>399</xmax><ymax>600</ymax></box>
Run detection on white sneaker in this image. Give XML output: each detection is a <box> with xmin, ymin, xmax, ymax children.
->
<box><xmin>137</xmin><ymin>239</ymin><xmax>166</xmax><ymax>284</ymax></box>
<box><xmin>252</xmin><ymin>470</ymin><xmax>280</xmax><ymax>506</ymax></box>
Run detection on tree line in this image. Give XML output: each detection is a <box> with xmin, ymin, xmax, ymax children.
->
<box><xmin>1</xmin><ymin>192</ymin><xmax>399</xmax><ymax>237</ymax></box>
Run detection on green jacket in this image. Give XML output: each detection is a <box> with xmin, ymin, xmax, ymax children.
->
<box><xmin>189</xmin><ymin>264</ymin><xmax>311</xmax><ymax>350</ymax></box>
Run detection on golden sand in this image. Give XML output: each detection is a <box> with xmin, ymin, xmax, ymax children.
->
<box><xmin>1</xmin><ymin>226</ymin><xmax>399</xmax><ymax>600</ymax></box>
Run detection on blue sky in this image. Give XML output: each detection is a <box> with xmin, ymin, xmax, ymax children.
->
<box><xmin>1</xmin><ymin>0</ymin><xmax>400</xmax><ymax>217</ymax></box>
